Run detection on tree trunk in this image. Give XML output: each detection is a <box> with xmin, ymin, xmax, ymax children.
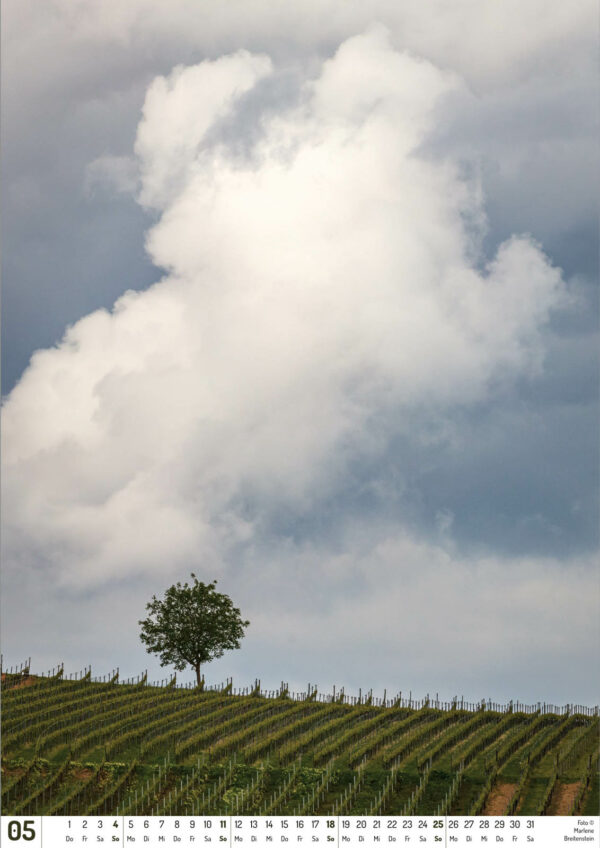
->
<box><xmin>195</xmin><ymin>662</ymin><xmax>201</xmax><ymax>687</ymax></box>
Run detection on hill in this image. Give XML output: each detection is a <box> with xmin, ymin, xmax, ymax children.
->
<box><xmin>1</xmin><ymin>670</ymin><xmax>598</xmax><ymax>817</ymax></box>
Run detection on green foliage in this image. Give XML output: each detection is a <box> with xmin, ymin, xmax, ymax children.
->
<box><xmin>139</xmin><ymin>575</ymin><xmax>249</xmax><ymax>685</ymax></box>
<box><xmin>4</xmin><ymin>757</ymin><xmax>28</xmax><ymax>770</ymax></box>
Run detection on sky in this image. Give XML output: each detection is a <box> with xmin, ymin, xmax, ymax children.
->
<box><xmin>1</xmin><ymin>0</ymin><xmax>598</xmax><ymax>705</ymax></box>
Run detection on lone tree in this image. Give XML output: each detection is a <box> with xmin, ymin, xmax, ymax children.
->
<box><xmin>139</xmin><ymin>575</ymin><xmax>249</xmax><ymax>686</ymax></box>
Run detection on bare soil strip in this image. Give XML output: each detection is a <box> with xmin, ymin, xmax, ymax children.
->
<box><xmin>72</xmin><ymin>768</ymin><xmax>94</xmax><ymax>781</ymax></box>
<box><xmin>483</xmin><ymin>783</ymin><xmax>517</xmax><ymax>815</ymax></box>
<box><xmin>1</xmin><ymin>674</ymin><xmax>37</xmax><ymax>689</ymax></box>
<box><xmin>547</xmin><ymin>781</ymin><xmax>581</xmax><ymax>816</ymax></box>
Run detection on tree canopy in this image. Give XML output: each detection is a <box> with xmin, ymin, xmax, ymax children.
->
<box><xmin>138</xmin><ymin>575</ymin><xmax>249</xmax><ymax>686</ymax></box>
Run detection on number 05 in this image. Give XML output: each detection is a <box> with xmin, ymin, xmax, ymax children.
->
<box><xmin>8</xmin><ymin>821</ymin><xmax>36</xmax><ymax>841</ymax></box>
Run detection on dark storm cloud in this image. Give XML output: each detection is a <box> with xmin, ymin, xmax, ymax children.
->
<box><xmin>2</xmin><ymin>197</ymin><xmax>156</xmax><ymax>391</ymax></box>
<box><xmin>422</xmin><ymin>71</ymin><xmax>598</xmax><ymax>277</ymax></box>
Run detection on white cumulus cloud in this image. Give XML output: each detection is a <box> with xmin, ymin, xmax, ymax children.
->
<box><xmin>3</xmin><ymin>28</ymin><xmax>566</xmax><ymax>591</ymax></box>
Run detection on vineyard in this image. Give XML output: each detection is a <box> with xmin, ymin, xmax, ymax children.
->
<box><xmin>1</xmin><ymin>665</ymin><xmax>598</xmax><ymax>818</ymax></box>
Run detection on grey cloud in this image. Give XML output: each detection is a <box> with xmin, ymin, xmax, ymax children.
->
<box><xmin>422</xmin><ymin>72</ymin><xmax>598</xmax><ymax>281</ymax></box>
<box><xmin>249</xmin><ymin>378</ymin><xmax>597</xmax><ymax>563</ymax></box>
<box><xmin>2</xmin><ymin>196</ymin><xmax>156</xmax><ymax>392</ymax></box>
<box><xmin>2</xmin><ymin>536</ymin><xmax>597</xmax><ymax>705</ymax></box>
